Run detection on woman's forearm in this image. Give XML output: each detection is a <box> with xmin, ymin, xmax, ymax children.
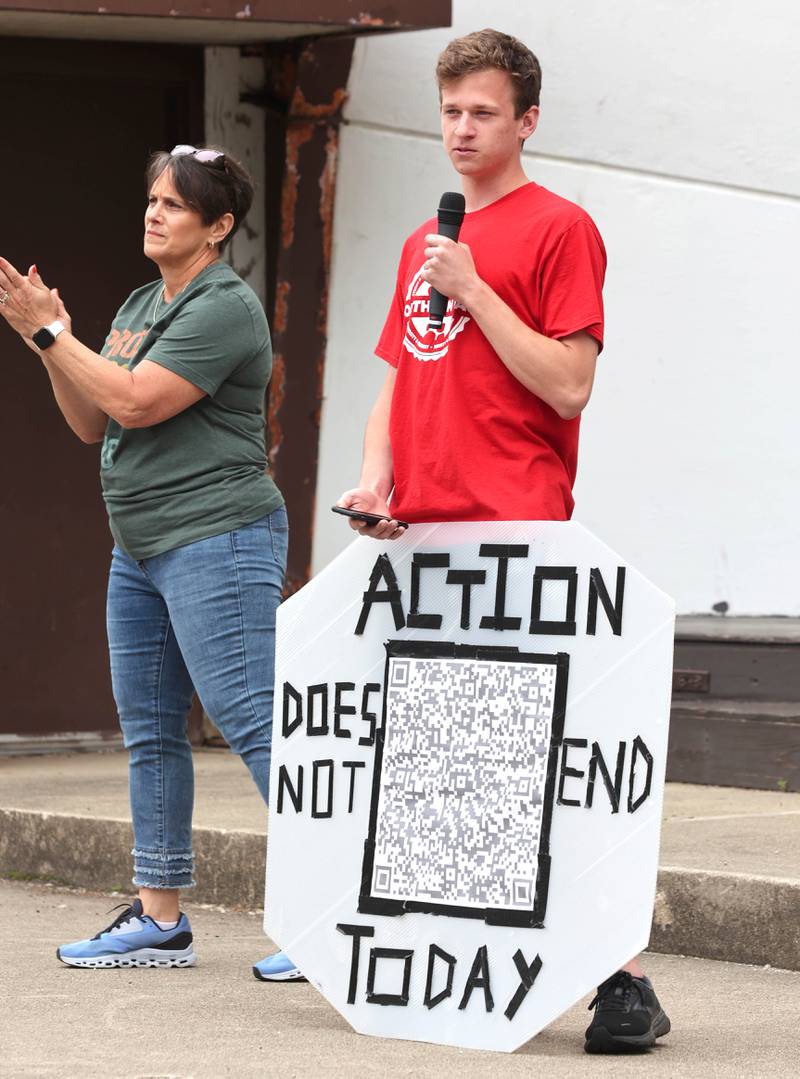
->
<box><xmin>42</xmin><ymin>331</ymin><xmax>204</xmax><ymax>430</ymax></box>
<box><xmin>41</xmin><ymin>332</ymin><xmax>139</xmax><ymax>426</ymax></box>
<box><xmin>40</xmin><ymin>352</ymin><xmax>108</xmax><ymax>444</ymax></box>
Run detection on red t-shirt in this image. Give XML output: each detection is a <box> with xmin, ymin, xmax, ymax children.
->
<box><xmin>375</xmin><ymin>182</ymin><xmax>606</xmax><ymax>522</ymax></box>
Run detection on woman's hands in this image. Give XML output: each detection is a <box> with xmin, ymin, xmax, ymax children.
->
<box><xmin>21</xmin><ymin>275</ymin><xmax>71</xmax><ymax>355</ymax></box>
<box><xmin>50</xmin><ymin>281</ymin><xmax>71</xmax><ymax>333</ymax></box>
<box><xmin>0</xmin><ymin>257</ymin><xmax>59</xmax><ymax>339</ymax></box>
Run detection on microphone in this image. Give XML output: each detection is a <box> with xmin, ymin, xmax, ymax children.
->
<box><xmin>427</xmin><ymin>191</ymin><xmax>466</xmax><ymax>330</ymax></box>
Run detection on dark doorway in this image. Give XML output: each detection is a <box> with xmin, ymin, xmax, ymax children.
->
<box><xmin>1</xmin><ymin>37</ymin><xmax>204</xmax><ymax>741</ymax></box>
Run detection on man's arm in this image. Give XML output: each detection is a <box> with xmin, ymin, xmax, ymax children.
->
<box><xmin>337</xmin><ymin>367</ymin><xmax>405</xmax><ymax>541</ymax></box>
<box><xmin>357</xmin><ymin>366</ymin><xmax>396</xmax><ymax>502</ymax></box>
<box><xmin>422</xmin><ymin>235</ymin><xmax>599</xmax><ymax>419</ymax></box>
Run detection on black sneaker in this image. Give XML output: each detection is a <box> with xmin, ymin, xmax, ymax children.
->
<box><xmin>584</xmin><ymin>971</ymin><xmax>671</xmax><ymax>1053</ymax></box>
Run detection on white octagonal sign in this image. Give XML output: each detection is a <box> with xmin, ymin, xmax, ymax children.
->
<box><xmin>265</xmin><ymin>522</ymin><xmax>674</xmax><ymax>1053</ymax></box>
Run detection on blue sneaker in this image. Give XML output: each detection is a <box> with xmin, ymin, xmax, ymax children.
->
<box><xmin>253</xmin><ymin>951</ymin><xmax>305</xmax><ymax>982</ymax></box>
<box><xmin>57</xmin><ymin>899</ymin><xmax>196</xmax><ymax>969</ymax></box>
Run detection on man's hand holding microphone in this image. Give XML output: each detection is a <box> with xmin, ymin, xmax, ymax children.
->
<box><xmin>334</xmin><ymin>192</ymin><xmax>470</xmax><ymax>542</ymax></box>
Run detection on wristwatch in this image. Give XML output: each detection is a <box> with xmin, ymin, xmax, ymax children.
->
<box><xmin>32</xmin><ymin>320</ymin><xmax>66</xmax><ymax>350</ymax></box>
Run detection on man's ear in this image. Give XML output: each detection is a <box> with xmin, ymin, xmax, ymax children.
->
<box><xmin>520</xmin><ymin>105</ymin><xmax>540</xmax><ymax>142</ymax></box>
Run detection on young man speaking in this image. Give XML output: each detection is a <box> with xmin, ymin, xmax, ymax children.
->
<box><xmin>261</xmin><ymin>28</ymin><xmax>671</xmax><ymax>1056</ymax></box>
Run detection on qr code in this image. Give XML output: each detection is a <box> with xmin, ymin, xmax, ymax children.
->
<box><xmin>360</xmin><ymin>645</ymin><xmax>566</xmax><ymax>924</ymax></box>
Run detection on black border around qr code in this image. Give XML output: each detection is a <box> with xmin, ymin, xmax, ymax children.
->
<box><xmin>358</xmin><ymin>640</ymin><xmax>569</xmax><ymax>928</ymax></box>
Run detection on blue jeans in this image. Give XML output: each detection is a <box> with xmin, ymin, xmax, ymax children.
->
<box><xmin>106</xmin><ymin>508</ymin><xmax>288</xmax><ymax>890</ymax></box>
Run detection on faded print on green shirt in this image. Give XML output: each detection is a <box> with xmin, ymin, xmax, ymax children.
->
<box><xmin>100</xmin><ymin>261</ymin><xmax>283</xmax><ymax>560</ymax></box>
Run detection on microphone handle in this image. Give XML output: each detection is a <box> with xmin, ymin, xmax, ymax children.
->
<box><xmin>428</xmin><ymin>219</ymin><xmax>464</xmax><ymax>329</ymax></box>
<box><xmin>437</xmin><ymin>221</ymin><xmax>462</xmax><ymax>242</ymax></box>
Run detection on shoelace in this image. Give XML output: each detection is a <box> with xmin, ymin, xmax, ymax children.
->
<box><xmin>588</xmin><ymin>970</ymin><xmax>636</xmax><ymax>1012</ymax></box>
<box><xmin>91</xmin><ymin>902</ymin><xmax>140</xmax><ymax>940</ymax></box>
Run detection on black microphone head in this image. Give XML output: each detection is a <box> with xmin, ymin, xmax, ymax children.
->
<box><xmin>437</xmin><ymin>192</ymin><xmax>466</xmax><ymax>232</ymax></box>
<box><xmin>438</xmin><ymin>191</ymin><xmax>466</xmax><ymax>214</ymax></box>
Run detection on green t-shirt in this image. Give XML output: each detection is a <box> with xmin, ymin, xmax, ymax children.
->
<box><xmin>99</xmin><ymin>261</ymin><xmax>284</xmax><ymax>560</ymax></box>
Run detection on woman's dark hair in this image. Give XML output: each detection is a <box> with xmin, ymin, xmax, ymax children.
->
<box><xmin>145</xmin><ymin>146</ymin><xmax>254</xmax><ymax>251</ymax></box>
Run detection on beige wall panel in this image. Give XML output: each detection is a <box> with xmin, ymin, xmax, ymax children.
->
<box><xmin>346</xmin><ymin>0</ymin><xmax>800</xmax><ymax>197</ymax></box>
<box><xmin>314</xmin><ymin>124</ymin><xmax>798</xmax><ymax>615</ymax></box>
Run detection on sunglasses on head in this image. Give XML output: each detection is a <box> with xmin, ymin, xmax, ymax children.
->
<box><xmin>170</xmin><ymin>144</ymin><xmax>225</xmax><ymax>165</ymax></box>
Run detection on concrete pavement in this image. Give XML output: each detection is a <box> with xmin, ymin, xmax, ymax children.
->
<box><xmin>1</xmin><ymin>750</ymin><xmax>799</xmax><ymax>967</ymax></box>
<box><xmin>3</xmin><ymin>878</ymin><xmax>798</xmax><ymax>1079</ymax></box>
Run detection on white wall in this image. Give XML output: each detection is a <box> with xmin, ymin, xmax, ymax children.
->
<box><xmin>205</xmin><ymin>47</ymin><xmax>267</xmax><ymax>307</ymax></box>
<box><xmin>314</xmin><ymin>0</ymin><xmax>800</xmax><ymax>615</ymax></box>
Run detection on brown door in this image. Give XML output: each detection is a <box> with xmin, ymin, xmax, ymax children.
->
<box><xmin>1</xmin><ymin>37</ymin><xmax>204</xmax><ymax>740</ymax></box>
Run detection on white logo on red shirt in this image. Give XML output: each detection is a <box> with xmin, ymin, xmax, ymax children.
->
<box><xmin>402</xmin><ymin>266</ymin><xmax>470</xmax><ymax>362</ymax></box>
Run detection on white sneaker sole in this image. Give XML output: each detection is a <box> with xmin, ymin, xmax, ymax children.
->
<box><xmin>57</xmin><ymin>945</ymin><xmax>197</xmax><ymax>969</ymax></box>
<box><xmin>253</xmin><ymin>965</ymin><xmax>306</xmax><ymax>982</ymax></box>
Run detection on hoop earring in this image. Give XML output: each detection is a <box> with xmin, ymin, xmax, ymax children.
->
<box><xmin>208</xmin><ymin>239</ymin><xmax>216</xmax><ymax>248</ymax></box>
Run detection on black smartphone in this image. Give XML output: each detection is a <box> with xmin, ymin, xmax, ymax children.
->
<box><xmin>331</xmin><ymin>505</ymin><xmax>410</xmax><ymax>529</ymax></box>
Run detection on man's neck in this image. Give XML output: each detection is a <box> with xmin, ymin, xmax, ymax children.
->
<box><xmin>461</xmin><ymin>162</ymin><xmax>531</xmax><ymax>213</ymax></box>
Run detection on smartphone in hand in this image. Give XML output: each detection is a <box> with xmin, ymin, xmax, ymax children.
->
<box><xmin>331</xmin><ymin>506</ymin><xmax>409</xmax><ymax>529</ymax></box>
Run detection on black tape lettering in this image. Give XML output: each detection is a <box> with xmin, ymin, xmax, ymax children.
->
<box><xmin>342</xmin><ymin>760</ymin><xmax>366</xmax><ymax>813</ymax></box>
<box><xmin>586</xmin><ymin>741</ymin><xmax>626</xmax><ymax>813</ymax></box>
<box><xmin>458</xmin><ymin>944</ymin><xmax>494</xmax><ymax>1012</ymax></box>
<box><xmin>337</xmin><ymin>923</ymin><xmax>375</xmax><ymax>1004</ymax></box>
<box><xmin>306</xmin><ymin>683</ymin><xmax>329</xmax><ymax>737</ymax></box>
<box><xmin>445</xmin><ymin>569</ymin><xmax>487</xmax><ymax>630</ymax></box>
<box><xmin>424</xmin><ymin>944</ymin><xmax>457</xmax><ymax>1009</ymax></box>
<box><xmin>276</xmin><ymin>764</ymin><xmax>303</xmax><ymax>814</ymax></box>
<box><xmin>407</xmin><ymin>553</ymin><xmax>450</xmax><ymax>629</ymax></box>
<box><xmin>355</xmin><ymin>554</ymin><xmax>405</xmax><ymax>635</ymax></box>
<box><xmin>311</xmin><ymin>759</ymin><xmax>334</xmax><ymax>818</ymax></box>
<box><xmin>504</xmin><ymin>950</ymin><xmax>543</xmax><ymax>1021</ymax></box>
<box><xmin>628</xmin><ymin>736</ymin><xmax>654</xmax><ymax>813</ymax></box>
<box><xmin>366</xmin><ymin>947</ymin><xmax>414</xmax><ymax>1006</ymax></box>
<box><xmin>587</xmin><ymin>566</ymin><xmax>626</xmax><ymax>636</ymax></box>
<box><xmin>479</xmin><ymin>544</ymin><xmax>528</xmax><ymax>631</ymax></box>
<box><xmin>529</xmin><ymin>566</ymin><xmax>578</xmax><ymax>636</ymax></box>
<box><xmin>334</xmin><ymin>682</ymin><xmax>356</xmax><ymax>739</ymax></box>
<box><xmin>358</xmin><ymin>682</ymin><xmax>382</xmax><ymax>747</ymax></box>
<box><xmin>281</xmin><ymin>682</ymin><xmax>303</xmax><ymax>738</ymax></box>
<box><xmin>557</xmin><ymin>738</ymin><xmax>588</xmax><ymax>807</ymax></box>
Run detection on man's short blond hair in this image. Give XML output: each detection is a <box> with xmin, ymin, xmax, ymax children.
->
<box><xmin>436</xmin><ymin>28</ymin><xmax>542</xmax><ymax>117</ymax></box>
